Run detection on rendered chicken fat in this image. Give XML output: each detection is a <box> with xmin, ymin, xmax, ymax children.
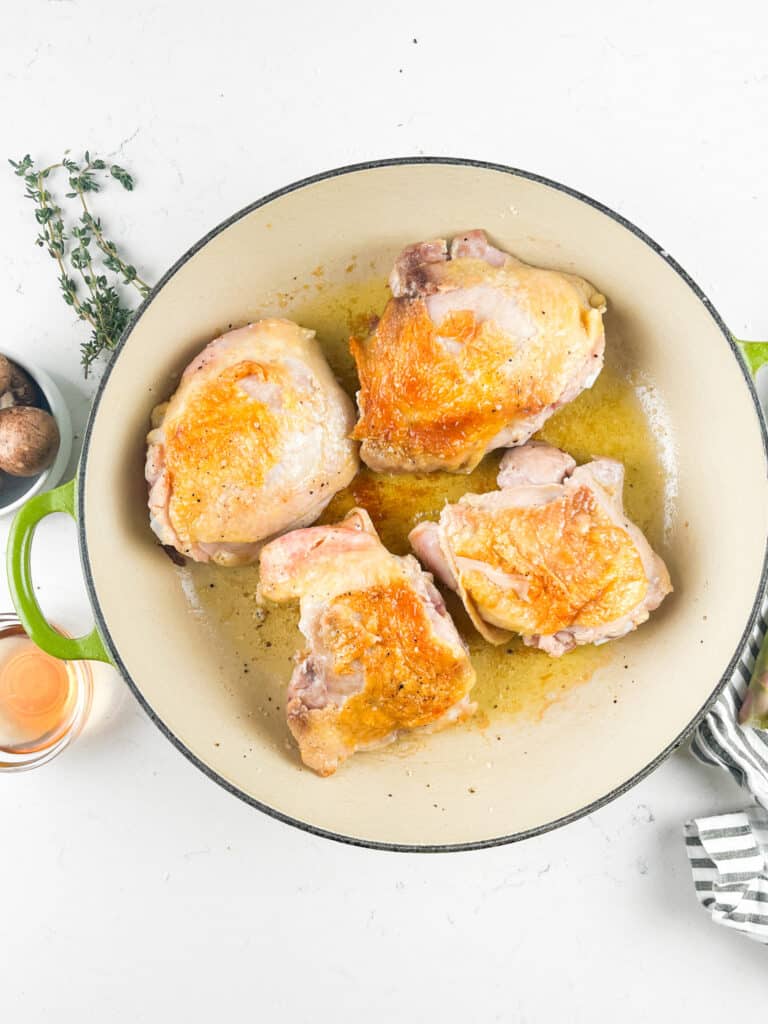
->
<box><xmin>258</xmin><ymin>508</ymin><xmax>477</xmax><ymax>776</ymax></box>
<box><xmin>409</xmin><ymin>441</ymin><xmax>671</xmax><ymax>655</ymax></box>
<box><xmin>145</xmin><ymin>319</ymin><xmax>358</xmax><ymax>565</ymax></box>
<box><xmin>351</xmin><ymin>230</ymin><xmax>607</xmax><ymax>473</ymax></box>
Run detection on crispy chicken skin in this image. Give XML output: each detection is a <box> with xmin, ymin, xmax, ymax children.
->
<box><xmin>145</xmin><ymin>319</ymin><xmax>358</xmax><ymax>566</ymax></box>
<box><xmin>350</xmin><ymin>230</ymin><xmax>606</xmax><ymax>473</ymax></box>
<box><xmin>258</xmin><ymin>509</ymin><xmax>476</xmax><ymax>776</ymax></box>
<box><xmin>410</xmin><ymin>441</ymin><xmax>671</xmax><ymax>655</ymax></box>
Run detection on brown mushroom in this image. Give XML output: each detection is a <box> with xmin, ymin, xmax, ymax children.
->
<box><xmin>0</xmin><ymin>406</ymin><xmax>60</xmax><ymax>476</ymax></box>
<box><xmin>7</xmin><ymin>360</ymin><xmax>41</xmax><ymax>407</ymax></box>
<box><xmin>0</xmin><ymin>356</ymin><xmax>11</xmax><ymax>396</ymax></box>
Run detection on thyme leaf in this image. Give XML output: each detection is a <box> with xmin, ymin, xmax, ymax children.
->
<box><xmin>9</xmin><ymin>151</ymin><xmax>151</xmax><ymax>376</ymax></box>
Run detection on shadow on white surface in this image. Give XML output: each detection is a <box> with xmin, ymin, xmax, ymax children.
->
<box><xmin>77</xmin><ymin>661</ymin><xmax>132</xmax><ymax>750</ymax></box>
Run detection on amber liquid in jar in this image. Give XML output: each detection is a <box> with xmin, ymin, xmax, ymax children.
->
<box><xmin>0</xmin><ymin>625</ymin><xmax>77</xmax><ymax>754</ymax></box>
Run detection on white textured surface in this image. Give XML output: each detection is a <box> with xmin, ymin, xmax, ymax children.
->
<box><xmin>2</xmin><ymin>0</ymin><xmax>768</xmax><ymax>1018</ymax></box>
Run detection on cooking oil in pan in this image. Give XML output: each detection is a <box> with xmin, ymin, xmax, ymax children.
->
<box><xmin>182</xmin><ymin>275</ymin><xmax>671</xmax><ymax>725</ymax></box>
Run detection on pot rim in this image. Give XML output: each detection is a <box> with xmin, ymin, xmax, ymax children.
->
<box><xmin>76</xmin><ymin>156</ymin><xmax>768</xmax><ymax>852</ymax></box>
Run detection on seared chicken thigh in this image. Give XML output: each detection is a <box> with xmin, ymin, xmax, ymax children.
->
<box><xmin>410</xmin><ymin>442</ymin><xmax>671</xmax><ymax>655</ymax></box>
<box><xmin>351</xmin><ymin>230</ymin><xmax>606</xmax><ymax>473</ymax></box>
<box><xmin>258</xmin><ymin>508</ymin><xmax>476</xmax><ymax>776</ymax></box>
<box><xmin>146</xmin><ymin>319</ymin><xmax>358</xmax><ymax>566</ymax></box>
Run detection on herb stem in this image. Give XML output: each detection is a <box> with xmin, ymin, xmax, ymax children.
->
<box><xmin>77</xmin><ymin>240</ymin><xmax>109</xmax><ymax>339</ymax></box>
<box><xmin>35</xmin><ymin>168</ymin><xmax>99</xmax><ymax>334</ymax></box>
<box><xmin>77</xmin><ymin>158</ymin><xmax>150</xmax><ymax>295</ymax></box>
<box><xmin>10</xmin><ymin>151</ymin><xmax>150</xmax><ymax>375</ymax></box>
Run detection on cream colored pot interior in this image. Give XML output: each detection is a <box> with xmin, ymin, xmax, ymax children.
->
<box><xmin>81</xmin><ymin>162</ymin><xmax>768</xmax><ymax>848</ymax></box>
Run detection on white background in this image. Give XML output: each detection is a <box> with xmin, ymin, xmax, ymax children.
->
<box><xmin>2</xmin><ymin>1</ymin><xmax>768</xmax><ymax>1018</ymax></box>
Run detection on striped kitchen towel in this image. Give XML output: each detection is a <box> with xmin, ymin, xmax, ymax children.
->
<box><xmin>684</xmin><ymin>809</ymin><xmax>768</xmax><ymax>942</ymax></box>
<box><xmin>685</xmin><ymin>599</ymin><xmax>768</xmax><ymax>940</ymax></box>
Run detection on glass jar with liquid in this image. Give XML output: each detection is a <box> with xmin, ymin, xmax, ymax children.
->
<box><xmin>0</xmin><ymin>617</ymin><xmax>92</xmax><ymax>771</ymax></box>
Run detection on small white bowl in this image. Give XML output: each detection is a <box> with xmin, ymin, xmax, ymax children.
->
<box><xmin>0</xmin><ymin>356</ymin><xmax>73</xmax><ymax>517</ymax></box>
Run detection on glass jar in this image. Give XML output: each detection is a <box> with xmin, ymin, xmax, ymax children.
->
<box><xmin>0</xmin><ymin>614</ymin><xmax>93</xmax><ymax>771</ymax></box>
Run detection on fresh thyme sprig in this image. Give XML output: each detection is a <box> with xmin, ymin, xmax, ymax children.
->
<box><xmin>9</xmin><ymin>151</ymin><xmax>151</xmax><ymax>376</ymax></box>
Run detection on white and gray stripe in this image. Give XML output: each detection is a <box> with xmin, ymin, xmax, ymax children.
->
<box><xmin>685</xmin><ymin>598</ymin><xmax>768</xmax><ymax>941</ymax></box>
<box><xmin>684</xmin><ymin>809</ymin><xmax>768</xmax><ymax>942</ymax></box>
<box><xmin>689</xmin><ymin>598</ymin><xmax>768</xmax><ymax>810</ymax></box>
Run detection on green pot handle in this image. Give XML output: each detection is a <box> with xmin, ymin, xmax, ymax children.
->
<box><xmin>735</xmin><ymin>338</ymin><xmax>768</xmax><ymax>727</ymax></box>
<box><xmin>737</xmin><ymin>339</ymin><xmax>768</xmax><ymax>377</ymax></box>
<box><xmin>6</xmin><ymin>478</ymin><xmax>111</xmax><ymax>663</ymax></box>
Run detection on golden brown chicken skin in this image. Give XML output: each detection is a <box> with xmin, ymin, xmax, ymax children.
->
<box><xmin>351</xmin><ymin>230</ymin><xmax>606</xmax><ymax>473</ymax></box>
<box><xmin>145</xmin><ymin>319</ymin><xmax>358</xmax><ymax>566</ymax></box>
<box><xmin>258</xmin><ymin>509</ymin><xmax>476</xmax><ymax>776</ymax></box>
<box><xmin>410</xmin><ymin>442</ymin><xmax>671</xmax><ymax>655</ymax></box>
